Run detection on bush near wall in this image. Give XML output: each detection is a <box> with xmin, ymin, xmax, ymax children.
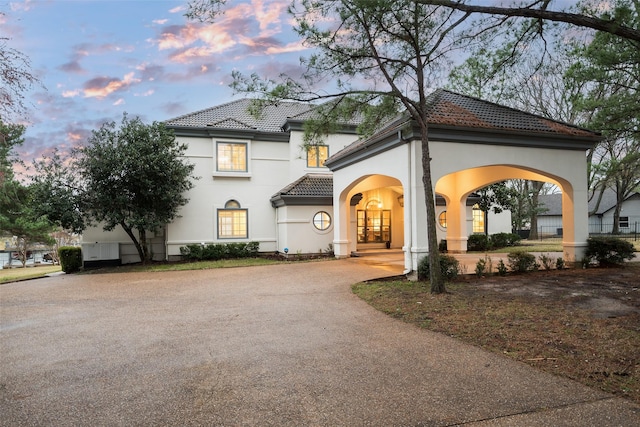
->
<box><xmin>179</xmin><ymin>242</ymin><xmax>260</xmax><ymax>261</ymax></box>
<box><xmin>585</xmin><ymin>236</ymin><xmax>635</xmax><ymax>267</ymax></box>
<box><xmin>418</xmin><ymin>255</ymin><xmax>460</xmax><ymax>281</ymax></box>
<box><xmin>467</xmin><ymin>233</ymin><xmax>522</xmax><ymax>252</ymax></box>
<box><xmin>58</xmin><ymin>246</ymin><xmax>82</xmax><ymax>273</ymax></box>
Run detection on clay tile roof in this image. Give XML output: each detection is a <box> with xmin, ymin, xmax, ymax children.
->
<box><xmin>274</xmin><ymin>174</ymin><xmax>333</xmax><ymax>197</ymax></box>
<box><xmin>426</xmin><ymin>89</ymin><xmax>595</xmax><ymax>137</ymax></box>
<box><xmin>165</xmin><ymin>99</ymin><xmax>314</xmax><ymax>132</ymax></box>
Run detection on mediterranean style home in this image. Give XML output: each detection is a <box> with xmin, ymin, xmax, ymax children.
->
<box><xmin>82</xmin><ymin>89</ymin><xmax>601</xmax><ymax>273</ymax></box>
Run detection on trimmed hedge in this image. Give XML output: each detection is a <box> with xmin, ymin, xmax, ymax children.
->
<box><xmin>418</xmin><ymin>254</ymin><xmax>460</xmax><ymax>281</ymax></box>
<box><xmin>585</xmin><ymin>236</ymin><xmax>635</xmax><ymax>266</ymax></box>
<box><xmin>179</xmin><ymin>242</ymin><xmax>260</xmax><ymax>261</ymax></box>
<box><xmin>468</xmin><ymin>233</ymin><xmax>522</xmax><ymax>252</ymax></box>
<box><xmin>58</xmin><ymin>246</ymin><xmax>82</xmax><ymax>273</ymax></box>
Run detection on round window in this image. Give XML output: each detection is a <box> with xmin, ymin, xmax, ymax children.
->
<box><xmin>313</xmin><ymin>211</ymin><xmax>331</xmax><ymax>231</ymax></box>
<box><xmin>438</xmin><ymin>211</ymin><xmax>447</xmax><ymax>228</ymax></box>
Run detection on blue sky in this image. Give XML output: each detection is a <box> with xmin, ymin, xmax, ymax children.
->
<box><xmin>2</xmin><ymin>0</ymin><xmax>306</xmax><ymax>171</ymax></box>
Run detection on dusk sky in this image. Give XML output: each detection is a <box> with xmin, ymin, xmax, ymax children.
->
<box><xmin>2</xmin><ymin>0</ymin><xmax>308</xmax><ymax>173</ymax></box>
<box><xmin>3</xmin><ymin>0</ymin><xmax>583</xmax><ymax>175</ymax></box>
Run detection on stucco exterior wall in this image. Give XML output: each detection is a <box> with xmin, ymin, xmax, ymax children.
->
<box><xmin>275</xmin><ymin>205</ymin><xmax>334</xmax><ymax>254</ymax></box>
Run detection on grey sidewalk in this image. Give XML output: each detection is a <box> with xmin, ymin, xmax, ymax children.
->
<box><xmin>1</xmin><ymin>260</ymin><xmax>638</xmax><ymax>426</ymax></box>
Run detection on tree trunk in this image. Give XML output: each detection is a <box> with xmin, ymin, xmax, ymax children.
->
<box><xmin>119</xmin><ymin>221</ymin><xmax>147</xmax><ymax>264</ymax></box>
<box><xmin>612</xmin><ymin>203</ymin><xmax>621</xmax><ymax>235</ymax></box>
<box><xmin>527</xmin><ymin>181</ymin><xmax>544</xmax><ymax>240</ymax></box>
<box><xmin>420</xmin><ymin>127</ymin><xmax>444</xmax><ymax>294</ymax></box>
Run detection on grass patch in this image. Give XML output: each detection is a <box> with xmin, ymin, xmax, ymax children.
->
<box><xmin>80</xmin><ymin>256</ymin><xmax>321</xmax><ymax>274</ymax></box>
<box><xmin>353</xmin><ymin>265</ymin><xmax>640</xmax><ymax>404</ymax></box>
<box><xmin>0</xmin><ymin>265</ymin><xmax>62</xmax><ymax>284</ymax></box>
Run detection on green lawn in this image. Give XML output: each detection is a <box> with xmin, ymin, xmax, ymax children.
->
<box><xmin>0</xmin><ymin>265</ymin><xmax>62</xmax><ymax>284</ymax></box>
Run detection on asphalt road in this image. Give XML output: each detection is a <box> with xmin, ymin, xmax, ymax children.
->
<box><xmin>1</xmin><ymin>259</ymin><xmax>638</xmax><ymax>426</ymax></box>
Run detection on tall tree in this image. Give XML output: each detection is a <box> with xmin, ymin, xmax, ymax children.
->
<box><xmin>218</xmin><ymin>0</ymin><xmax>475</xmax><ymax>293</ymax></box>
<box><xmin>34</xmin><ymin>114</ymin><xmax>197</xmax><ymax>264</ymax></box>
<box><xmin>567</xmin><ymin>0</ymin><xmax>640</xmax><ymax>233</ymax></box>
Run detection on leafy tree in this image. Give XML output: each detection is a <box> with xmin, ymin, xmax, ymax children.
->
<box><xmin>475</xmin><ymin>182</ymin><xmax>517</xmax><ymax>236</ymax></box>
<box><xmin>31</xmin><ymin>148</ymin><xmax>86</xmax><ymax>234</ymax></box>
<box><xmin>35</xmin><ymin>114</ymin><xmax>196</xmax><ymax>264</ymax></box>
<box><xmin>0</xmin><ymin>120</ymin><xmax>54</xmax><ymax>267</ymax></box>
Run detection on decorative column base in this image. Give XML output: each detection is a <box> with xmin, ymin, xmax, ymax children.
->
<box><xmin>333</xmin><ymin>240</ymin><xmax>351</xmax><ymax>259</ymax></box>
<box><xmin>562</xmin><ymin>241</ymin><xmax>588</xmax><ymax>267</ymax></box>
<box><xmin>446</xmin><ymin>237</ymin><xmax>468</xmax><ymax>254</ymax></box>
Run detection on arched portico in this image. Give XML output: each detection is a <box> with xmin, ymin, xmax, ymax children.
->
<box><xmin>434</xmin><ymin>165</ymin><xmax>587</xmax><ymax>261</ymax></box>
<box><xmin>326</xmin><ymin>90</ymin><xmax>600</xmax><ymax>274</ymax></box>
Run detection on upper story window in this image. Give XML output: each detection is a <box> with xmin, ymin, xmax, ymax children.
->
<box><xmin>217</xmin><ymin>142</ymin><xmax>247</xmax><ymax>172</ymax></box>
<box><xmin>307</xmin><ymin>145</ymin><xmax>329</xmax><ymax>168</ymax></box>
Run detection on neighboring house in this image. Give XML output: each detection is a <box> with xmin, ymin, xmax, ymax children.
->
<box><xmin>82</xmin><ymin>89</ymin><xmax>600</xmax><ymax>272</ymax></box>
<box><xmin>538</xmin><ymin>189</ymin><xmax>640</xmax><ymax>236</ymax></box>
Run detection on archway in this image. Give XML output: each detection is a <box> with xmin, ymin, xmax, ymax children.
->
<box><xmin>435</xmin><ymin>165</ymin><xmax>587</xmax><ymax>262</ymax></box>
<box><xmin>334</xmin><ymin>174</ymin><xmax>405</xmax><ymax>257</ymax></box>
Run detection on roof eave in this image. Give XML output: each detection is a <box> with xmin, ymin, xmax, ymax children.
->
<box><xmin>166</xmin><ymin>125</ymin><xmax>291</xmax><ymax>142</ymax></box>
<box><xmin>270</xmin><ymin>195</ymin><xmax>333</xmax><ymax>208</ymax></box>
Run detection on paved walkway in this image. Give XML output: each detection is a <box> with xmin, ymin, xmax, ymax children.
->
<box><xmin>352</xmin><ymin>249</ymin><xmax>566</xmax><ymax>275</ymax></box>
<box><xmin>1</xmin><ymin>260</ymin><xmax>638</xmax><ymax>426</ymax></box>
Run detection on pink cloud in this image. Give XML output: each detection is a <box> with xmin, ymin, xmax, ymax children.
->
<box><xmin>62</xmin><ymin>89</ymin><xmax>81</xmax><ymax>98</ymax></box>
<box><xmin>83</xmin><ymin>72</ymin><xmax>141</xmax><ymax>99</ymax></box>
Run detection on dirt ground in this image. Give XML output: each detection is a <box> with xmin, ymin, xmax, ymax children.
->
<box><xmin>468</xmin><ymin>264</ymin><xmax>640</xmax><ymax>319</ymax></box>
<box><xmin>353</xmin><ymin>262</ymin><xmax>640</xmax><ymax>404</ymax></box>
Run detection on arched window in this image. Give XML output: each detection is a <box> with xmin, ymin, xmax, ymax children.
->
<box><xmin>472</xmin><ymin>204</ymin><xmax>485</xmax><ymax>233</ymax></box>
<box><xmin>218</xmin><ymin>200</ymin><xmax>247</xmax><ymax>238</ymax></box>
<box><xmin>313</xmin><ymin>211</ymin><xmax>331</xmax><ymax>230</ymax></box>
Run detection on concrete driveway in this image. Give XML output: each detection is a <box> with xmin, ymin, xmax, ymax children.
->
<box><xmin>1</xmin><ymin>260</ymin><xmax>638</xmax><ymax>426</ymax></box>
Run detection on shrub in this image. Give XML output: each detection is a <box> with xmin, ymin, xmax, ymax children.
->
<box><xmin>475</xmin><ymin>255</ymin><xmax>493</xmax><ymax>278</ymax></box>
<box><xmin>538</xmin><ymin>253</ymin><xmax>554</xmax><ymax>271</ymax></box>
<box><xmin>179</xmin><ymin>242</ymin><xmax>261</xmax><ymax>261</ymax></box>
<box><xmin>58</xmin><ymin>246</ymin><xmax>82</xmax><ymax>273</ymax></box>
<box><xmin>556</xmin><ymin>257</ymin><xmax>565</xmax><ymax>270</ymax></box>
<box><xmin>180</xmin><ymin>244</ymin><xmax>204</xmax><ymax>260</ymax></box>
<box><xmin>490</xmin><ymin>232</ymin><xmax>521</xmax><ymax>249</ymax></box>
<box><xmin>467</xmin><ymin>234</ymin><xmax>489</xmax><ymax>251</ymax></box>
<box><xmin>418</xmin><ymin>254</ymin><xmax>460</xmax><ymax>281</ymax></box>
<box><xmin>507</xmin><ymin>251</ymin><xmax>538</xmax><ymax>273</ymax></box>
<box><xmin>438</xmin><ymin>239</ymin><xmax>447</xmax><ymax>252</ymax></box>
<box><xmin>585</xmin><ymin>236</ymin><xmax>635</xmax><ymax>266</ymax></box>
<box><xmin>496</xmin><ymin>259</ymin><xmax>508</xmax><ymax>276</ymax></box>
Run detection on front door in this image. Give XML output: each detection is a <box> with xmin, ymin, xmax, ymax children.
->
<box><xmin>357</xmin><ymin>210</ymin><xmax>391</xmax><ymax>243</ymax></box>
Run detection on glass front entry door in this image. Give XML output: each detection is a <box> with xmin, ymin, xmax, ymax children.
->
<box><xmin>357</xmin><ymin>210</ymin><xmax>391</xmax><ymax>243</ymax></box>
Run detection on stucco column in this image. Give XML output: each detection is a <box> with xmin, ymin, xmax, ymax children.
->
<box><xmin>410</xmin><ymin>141</ymin><xmax>429</xmax><ymax>270</ymax></box>
<box><xmin>446</xmin><ymin>197</ymin><xmax>468</xmax><ymax>253</ymax></box>
<box><xmin>562</xmin><ymin>188</ymin><xmax>589</xmax><ymax>263</ymax></box>
<box><xmin>348</xmin><ymin>204</ymin><xmax>358</xmax><ymax>254</ymax></box>
<box><xmin>333</xmin><ymin>191</ymin><xmax>350</xmax><ymax>258</ymax></box>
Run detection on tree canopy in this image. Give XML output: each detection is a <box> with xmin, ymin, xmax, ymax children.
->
<box><xmin>34</xmin><ymin>114</ymin><xmax>196</xmax><ymax>264</ymax></box>
<box><xmin>0</xmin><ymin>120</ymin><xmax>54</xmax><ymax>266</ymax></box>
